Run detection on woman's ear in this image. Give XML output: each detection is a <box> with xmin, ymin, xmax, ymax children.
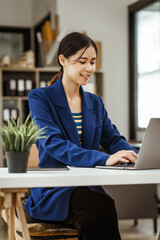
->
<box><xmin>58</xmin><ymin>55</ymin><xmax>66</xmax><ymax>67</ymax></box>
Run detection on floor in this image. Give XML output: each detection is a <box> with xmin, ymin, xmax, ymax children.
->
<box><xmin>119</xmin><ymin>218</ymin><xmax>159</xmax><ymax>240</ymax></box>
<box><xmin>0</xmin><ymin>217</ymin><xmax>160</xmax><ymax>240</ymax></box>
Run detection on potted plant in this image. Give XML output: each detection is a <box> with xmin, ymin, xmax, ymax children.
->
<box><xmin>0</xmin><ymin>113</ymin><xmax>48</xmax><ymax>173</ymax></box>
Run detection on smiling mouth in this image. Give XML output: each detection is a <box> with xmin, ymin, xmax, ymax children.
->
<box><xmin>80</xmin><ymin>74</ymin><xmax>90</xmax><ymax>79</ymax></box>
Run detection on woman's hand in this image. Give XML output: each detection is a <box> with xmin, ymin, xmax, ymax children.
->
<box><xmin>106</xmin><ymin>150</ymin><xmax>138</xmax><ymax>166</ymax></box>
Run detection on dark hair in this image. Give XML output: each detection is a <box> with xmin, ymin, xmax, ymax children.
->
<box><xmin>48</xmin><ymin>32</ymin><xmax>97</xmax><ymax>86</ymax></box>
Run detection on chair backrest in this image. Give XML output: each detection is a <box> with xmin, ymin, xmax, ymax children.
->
<box><xmin>28</xmin><ymin>144</ymin><xmax>39</xmax><ymax>168</ymax></box>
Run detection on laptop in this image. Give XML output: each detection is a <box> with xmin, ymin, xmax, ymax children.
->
<box><xmin>96</xmin><ymin>118</ymin><xmax>160</xmax><ymax>170</ymax></box>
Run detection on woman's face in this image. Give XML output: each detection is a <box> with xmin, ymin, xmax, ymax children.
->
<box><xmin>61</xmin><ymin>46</ymin><xmax>96</xmax><ymax>86</ymax></box>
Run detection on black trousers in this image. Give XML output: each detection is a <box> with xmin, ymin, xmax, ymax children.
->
<box><xmin>62</xmin><ymin>187</ymin><xmax>122</xmax><ymax>240</ymax></box>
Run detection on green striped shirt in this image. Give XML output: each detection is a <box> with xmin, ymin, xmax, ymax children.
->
<box><xmin>72</xmin><ymin>112</ymin><xmax>82</xmax><ymax>144</ymax></box>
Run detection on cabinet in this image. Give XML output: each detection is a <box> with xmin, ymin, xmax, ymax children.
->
<box><xmin>0</xmin><ymin>67</ymin><xmax>103</xmax><ymax>167</ymax></box>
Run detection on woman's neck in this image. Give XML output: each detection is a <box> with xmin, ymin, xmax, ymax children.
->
<box><xmin>62</xmin><ymin>76</ymin><xmax>82</xmax><ymax>113</ymax></box>
<box><xmin>62</xmin><ymin>76</ymin><xmax>80</xmax><ymax>100</ymax></box>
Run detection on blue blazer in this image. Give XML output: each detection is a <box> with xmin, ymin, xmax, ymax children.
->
<box><xmin>25</xmin><ymin>77</ymin><xmax>137</xmax><ymax>221</ymax></box>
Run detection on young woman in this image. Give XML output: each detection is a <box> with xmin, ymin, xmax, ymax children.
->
<box><xmin>25</xmin><ymin>32</ymin><xmax>138</xmax><ymax>240</ymax></box>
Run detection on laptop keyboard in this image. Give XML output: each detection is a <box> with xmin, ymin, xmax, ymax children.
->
<box><xmin>114</xmin><ymin>162</ymin><xmax>135</xmax><ymax>168</ymax></box>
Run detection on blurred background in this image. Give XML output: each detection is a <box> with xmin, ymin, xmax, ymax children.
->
<box><xmin>0</xmin><ymin>0</ymin><xmax>160</xmax><ymax>239</ymax></box>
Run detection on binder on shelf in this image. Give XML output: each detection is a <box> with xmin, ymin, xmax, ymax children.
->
<box><xmin>10</xmin><ymin>108</ymin><xmax>19</xmax><ymax>122</ymax></box>
<box><xmin>42</xmin><ymin>21</ymin><xmax>55</xmax><ymax>41</ymax></box>
<box><xmin>22</xmin><ymin>101</ymin><xmax>30</xmax><ymax>123</ymax></box>
<box><xmin>3</xmin><ymin>79</ymin><xmax>9</xmax><ymax>96</ymax></box>
<box><xmin>17</xmin><ymin>79</ymin><xmax>25</xmax><ymax>96</ymax></box>
<box><xmin>9</xmin><ymin>79</ymin><xmax>17</xmax><ymax>96</ymax></box>
<box><xmin>40</xmin><ymin>80</ymin><xmax>47</xmax><ymax>88</ymax></box>
<box><xmin>25</xmin><ymin>79</ymin><xmax>33</xmax><ymax>95</ymax></box>
<box><xmin>3</xmin><ymin>108</ymin><xmax>10</xmax><ymax>125</ymax></box>
<box><xmin>37</xmin><ymin>32</ymin><xmax>44</xmax><ymax>67</ymax></box>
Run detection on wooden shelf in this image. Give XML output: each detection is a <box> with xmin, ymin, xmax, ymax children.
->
<box><xmin>3</xmin><ymin>96</ymin><xmax>28</xmax><ymax>100</ymax></box>
<box><xmin>0</xmin><ymin>67</ymin><xmax>36</xmax><ymax>72</ymax></box>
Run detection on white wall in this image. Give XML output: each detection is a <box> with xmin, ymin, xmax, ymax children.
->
<box><xmin>57</xmin><ymin>0</ymin><xmax>130</xmax><ymax>138</ymax></box>
<box><xmin>126</xmin><ymin>0</ymin><xmax>140</xmax><ymax>5</ymax></box>
<box><xmin>32</xmin><ymin>0</ymin><xmax>57</xmax><ymax>27</ymax></box>
<box><xmin>0</xmin><ymin>0</ymin><xmax>57</xmax><ymax>27</ymax></box>
<box><xmin>0</xmin><ymin>0</ymin><xmax>32</xmax><ymax>27</ymax></box>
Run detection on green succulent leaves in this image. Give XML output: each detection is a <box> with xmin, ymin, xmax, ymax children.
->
<box><xmin>0</xmin><ymin>113</ymin><xmax>48</xmax><ymax>152</ymax></box>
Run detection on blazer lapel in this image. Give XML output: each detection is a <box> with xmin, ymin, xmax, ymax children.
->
<box><xmin>81</xmin><ymin>88</ymin><xmax>96</xmax><ymax>149</ymax></box>
<box><xmin>52</xmin><ymin>78</ymin><xmax>81</xmax><ymax>147</ymax></box>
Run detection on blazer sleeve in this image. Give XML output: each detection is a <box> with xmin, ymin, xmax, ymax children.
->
<box><xmin>28</xmin><ymin>89</ymin><xmax>108</xmax><ymax>167</ymax></box>
<box><xmin>99</xmin><ymin>96</ymin><xmax>138</xmax><ymax>154</ymax></box>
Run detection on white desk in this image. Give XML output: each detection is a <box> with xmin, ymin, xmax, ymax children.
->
<box><xmin>1</xmin><ymin>167</ymin><xmax>160</xmax><ymax>188</ymax></box>
<box><xmin>1</xmin><ymin>167</ymin><xmax>160</xmax><ymax>240</ymax></box>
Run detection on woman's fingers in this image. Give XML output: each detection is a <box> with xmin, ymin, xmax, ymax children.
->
<box><xmin>121</xmin><ymin>150</ymin><xmax>137</xmax><ymax>163</ymax></box>
<box><xmin>106</xmin><ymin>150</ymin><xmax>138</xmax><ymax>166</ymax></box>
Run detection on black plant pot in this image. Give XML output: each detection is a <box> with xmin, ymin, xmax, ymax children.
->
<box><xmin>5</xmin><ymin>151</ymin><xmax>29</xmax><ymax>173</ymax></box>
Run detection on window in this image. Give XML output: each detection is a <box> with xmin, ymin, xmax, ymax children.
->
<box><xmin>129</xmin><ymin>0</ymin><xmax>160</xmax><ymax>140</ymax></box>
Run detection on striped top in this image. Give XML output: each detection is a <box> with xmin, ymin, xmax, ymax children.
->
<box><xmin>72</xmin><ymin>112</ymin><xmax>82</xmax><ymax>144</ymax></box>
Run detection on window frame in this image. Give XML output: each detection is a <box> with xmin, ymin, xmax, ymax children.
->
<box><xmin>128</xmin><ymin>0</ymin><xmax>159</xmax><ymax>140</ymax></box>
